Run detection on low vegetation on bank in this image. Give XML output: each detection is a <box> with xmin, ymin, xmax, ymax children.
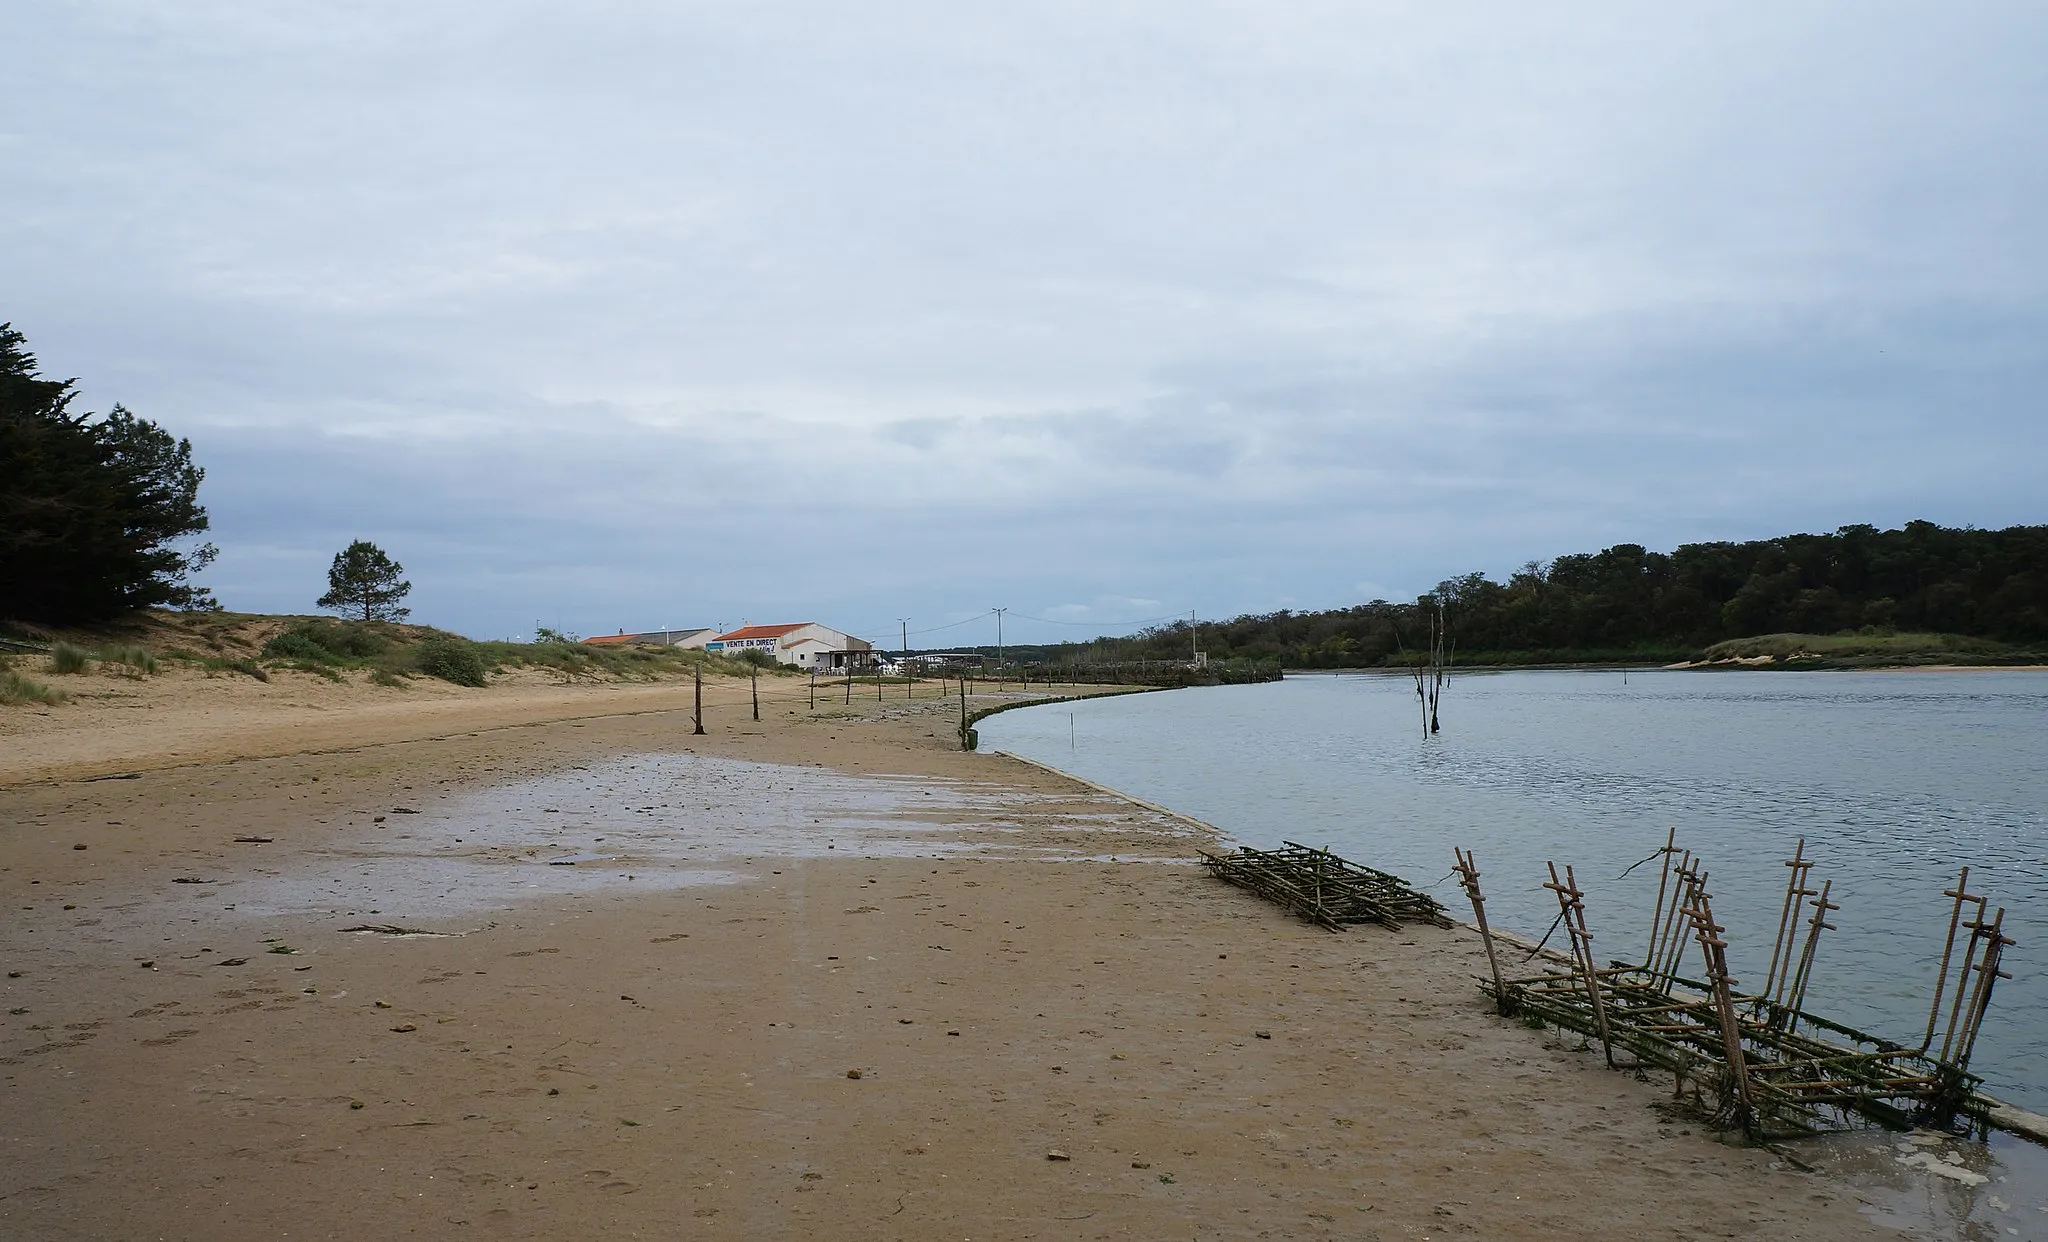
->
<box><xmin>1686</xmin><ymin>631</ymin><xmax>2044</xmax><ymax>669</ymax></box>
<box><xmin>0</xmin><ymin>611</ymin><xmax>784</xmax><ymax>702</ymax></box>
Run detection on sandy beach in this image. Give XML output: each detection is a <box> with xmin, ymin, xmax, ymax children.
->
<box><xmin>1</xmin><ymin>667</ymin><xmax>1897</xmax><ymax>1240</ymax></box>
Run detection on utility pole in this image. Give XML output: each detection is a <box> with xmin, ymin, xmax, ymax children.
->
<box><xmin>1191</xmin><ymin>608</ymin><xmax>1198</xmax><ymax>665</ymax></box>
<box><xmin>899</xmin><ymin>618</ymin><xmax>911</xmax><ymax>700</ymax></box>
<box><xmin>992</xmin><ymin>607</ymin><xmax>1007</xmax><ymax>690</ymax></box>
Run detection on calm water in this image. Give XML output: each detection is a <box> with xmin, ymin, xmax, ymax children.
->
<box><xmin>981</xmin><ymin>670</ymin><xmax>2048</xmax><ymax>1114</ymax></box>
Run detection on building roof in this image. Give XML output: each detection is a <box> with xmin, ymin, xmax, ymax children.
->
<box><xmin>580</xmin><ymin>634</ymin><xmax>636</xmax><ymax>646</ymax></box>
<box><xmin>715</xmin><ymin>623</ymin><xmax>813</xmax><ymax>642</ymax></box>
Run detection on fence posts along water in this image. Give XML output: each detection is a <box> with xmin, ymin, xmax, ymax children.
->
<box><xmin>1452</xmin><ymin>832</ymin><xmax>2023</xmax><ymax>1141</ymax></box>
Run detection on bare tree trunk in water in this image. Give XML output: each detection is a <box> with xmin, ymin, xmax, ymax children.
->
<box><xmin>1408</xmin><ymin>594</ymin><xmax>1453</xmax><ymax>736</ymax></box>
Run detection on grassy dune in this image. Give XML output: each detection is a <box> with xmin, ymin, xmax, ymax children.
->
<box><xmin>1690</xmin><ymin>631</ymin><xmax>2046</xmax><ymax>669</ymax></box>
<box><xmin>0</xmin><ymin>610</ymin><xmax>785</xmax><ymax>694</ymax></box>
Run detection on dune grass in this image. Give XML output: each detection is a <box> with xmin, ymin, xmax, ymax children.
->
<box><xmin>1</xmin><ymin>666</ymin><xmax>66</xmax><ymax>705</ymax></box>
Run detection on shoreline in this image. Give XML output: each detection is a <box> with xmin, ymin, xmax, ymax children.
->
<box><xmin>2</xmin><ymin>679</ymin><xmax>1906</xmax><ymax>1239</ymax></box>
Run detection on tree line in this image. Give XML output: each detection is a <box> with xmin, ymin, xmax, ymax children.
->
<box><xmin>3</xmin><ymin>321</ymin><xmax>420</xmax><ymax>629</ymax></box>
<box><xmin>1070</xmin><ymin>522</ymin><xmax>2048</xmax><ymax>669</ymax></box>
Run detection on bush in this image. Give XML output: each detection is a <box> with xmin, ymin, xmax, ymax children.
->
<box><xmin>262</xmin><ymin>630</ymin><xmax>333</xmax><ymax>661</ymax></box>
<box><xmin>203</xmin><ymin>655</ymin><xmax>268</xmax><ymax>682</ymax></box>
<box><xmin>49</xmin><ymin>642</ymin><xmax>91</xmax><ymax>674</ymax></box>
<box><xmin>306</xmin><ymin>620</ymin><xmax>391</xmax><ymax>659</ymax></box>
<box><xmin>414</xmin><ymin>636</ymin><xmax>488</xmax><ymax>687</ymax></box>
<box><xmin>1</xmin><ymin>668</ymin><xmax>66</xmax><ymax>705</ymax></box>
<box><xmin>261</xmin><ymin>621</ymin><xmax>392</xmax><ymax>664</ymax></box>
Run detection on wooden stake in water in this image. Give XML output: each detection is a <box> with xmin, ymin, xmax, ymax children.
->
<box><xmin>1765</xmin><ymin>839</ymin><xmax>1815</xmax><ymax>1011</ymax></box>
<box><xmin>1920</xmin><ymin>868</ymin><xmax>1978</xmax><ymax>1054</ymax></box>
<box><xmin>1681</xmin><ymin>882</ymin><xmax>1756</xmax><ymax>1132</ymax></box>
<box><xmin>1641</xmin><ymin>826</ymin><xmax>1679</xmax><ymax>969</ymax></box>
<box><xmin>1781</xmin><ymin>879</ymin><xmax>1838</xmax><ymax>1037</ymax></box>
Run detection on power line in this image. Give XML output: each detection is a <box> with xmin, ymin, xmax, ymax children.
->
<box><xmin>1008</xmin><ymin>610</ymin><xmax>1190</xmax><ymax>629</ymax></box>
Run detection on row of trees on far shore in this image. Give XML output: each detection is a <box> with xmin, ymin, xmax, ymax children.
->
<box><xmin>1068</xmin><ymin>522</ymin><xmax>2048</xmax><ymax>669</ymax></box>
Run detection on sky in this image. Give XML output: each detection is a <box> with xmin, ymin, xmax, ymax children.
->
<box><xmin>6</xmin><ymin>2</ymin><xmax>2045</xmax><ymax>647</ymax></box>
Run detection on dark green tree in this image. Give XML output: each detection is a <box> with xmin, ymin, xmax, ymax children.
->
<box><xmin>0</xmin><ymin>322</ymin><xmax>217</xmax><ymax>622</ymax></box>
<box><xmin>317</xmin><ymin>540</ymin><xmax>411</xmax><ymax>622</ymax></box>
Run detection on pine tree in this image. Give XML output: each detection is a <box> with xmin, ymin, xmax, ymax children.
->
<box><xmin>317</xmin><ymin>540</ymin><xmax>411</xmax><ymax>622</ymax></box>
<box><xmin>1</xmin><ymin>322</ymin><xmax>217</xmax><ymax>622</ymax></box>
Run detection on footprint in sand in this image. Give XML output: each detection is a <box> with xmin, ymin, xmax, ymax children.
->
<box><xmin>130</xmin><ymin>1001</ymin><xmax>183</xmax><ymax>1018</ymax></box>
<box><xmin>649</xmin><ymin>933</ymin><xmax>688</xmax><ymax>943</ymax></box>
<box><xmin>140</xmin><ymin>1029</ymin><xmax>201</xmax><ymax>1047</ymax></box>
<box><xmin>16</xmin><ymin>1033</ymin><xmax>98</xmax><ymax>1057</ymax></box>
<box><xmin>213</xmin><ymin>999</ymin><xmax>265</xmax><ymax>1015</ymax></box>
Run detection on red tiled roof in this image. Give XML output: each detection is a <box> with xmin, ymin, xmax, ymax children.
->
<box><xmin>715</xmin><ymin>623</ymin><xmax>811</xmax><ymax>641</ymax></box>
<box><xmin>580</xmin><ymin>634</ymin><xmax>635</xmax><ymax>645</ymax></box>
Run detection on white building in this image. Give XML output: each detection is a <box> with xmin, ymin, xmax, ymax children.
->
<box><xmin>704</xmin><ymin>623</ymin><xmax>874</xmax><ymax>670</ymax></box>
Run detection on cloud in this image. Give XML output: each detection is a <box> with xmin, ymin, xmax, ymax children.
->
<box><xmin>5</xmin><ymin>2</ymin><xmax>2044</xmax><ymax>640</ymax></box>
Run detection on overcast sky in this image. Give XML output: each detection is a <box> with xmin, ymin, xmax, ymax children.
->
<box><xmin>7</xmin><ymin>2</ymin><xmax>2044</xmax><ymax>645</ymax></box>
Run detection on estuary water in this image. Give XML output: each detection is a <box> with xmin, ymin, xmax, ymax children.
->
<box><xmin>980</xmin><ymin>669</ymin><xmax>2048</xmax><ymax>1114</ymax></box>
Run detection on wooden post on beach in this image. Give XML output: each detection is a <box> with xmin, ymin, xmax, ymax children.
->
<box><xmin>1454</xmin><ymin>848</ymin><xmax>1510</xmax><ymax>1015</ymax></box>
<box><xmin>958</xmin><ymin>674</ymin><xmax>968</xmax><ymax>748</ymax></box>
<box><xmin>844</xmin><ymin>669</ymin><xmax>851</xmax><ymax>704</ymax></box>
<box><xmin>875</xmin><ymin>668</ymin><xmax>882</xmax><ymax>701</ymax></box>
<box><xmin>809</xmin><ymin>668</ymin><xmax>816</xmax><ymax>710</ymax></box>
<box><xmin>692</xmin><ymin>662</ymin><xmax>705</xmax><ymax>735</ymax></box>
<box><xmin>751</xmin><ymin>664</ymin><xmax>759</xmax><ymax>722</ymax></box>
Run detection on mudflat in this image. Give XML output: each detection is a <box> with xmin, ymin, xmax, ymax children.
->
<box><xmin>1</xmin><ymin>671</ymin><xmax>1890</xmax><ymax>1240</ymax></box>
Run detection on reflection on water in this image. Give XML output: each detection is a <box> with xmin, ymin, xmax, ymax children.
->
<box><xmin>980</xmin><ymin>671</ymin><xmax>2048</xmax><ymax>1114</ymax></box>
<box><xmin>1825</xmin><ymin>1130</ymin><xmax>2048</xmax><ymax>1241</ymax></box>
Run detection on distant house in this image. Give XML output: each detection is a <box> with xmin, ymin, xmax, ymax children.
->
<box><xmin>705</xmin><ymin>622</ymin><xmax>873</xmax><ymax>670</ymax></box>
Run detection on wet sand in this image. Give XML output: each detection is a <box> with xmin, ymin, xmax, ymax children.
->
<box><xmin>1</xmin><ymin>675</ymin><xmax>1898</xmax><ymax>1240</ymax></box>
